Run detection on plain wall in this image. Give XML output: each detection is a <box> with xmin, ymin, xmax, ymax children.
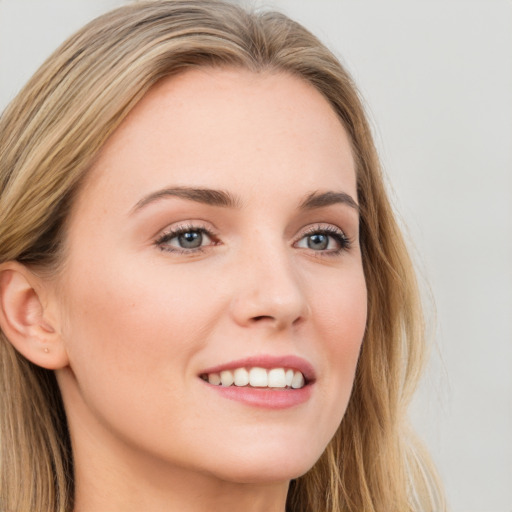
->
<box><xmin>1</xmin><ymin>1</ymin><xmax>511</xmax><ymax>510</ymax></box>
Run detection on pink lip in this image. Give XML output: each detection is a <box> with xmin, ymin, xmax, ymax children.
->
<box><xmin>206</xmin><ymin>385</ymin><xmax>312</xmax><ymax>409</ymax></box>
<box><xmin>199</xmin><ymin>354</ymin><xmax>316</xmax><ymax>382</ymax></box>
<box><xmin>199</xmin><ymin>354</ymin><xmax>316</xmax><ymax>410</ymax></box>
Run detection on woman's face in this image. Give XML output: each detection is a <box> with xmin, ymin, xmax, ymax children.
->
<box><xmin>54</xmin><ymin>68</ymin><xmax>367</xmax><ymax>484</ymax></box>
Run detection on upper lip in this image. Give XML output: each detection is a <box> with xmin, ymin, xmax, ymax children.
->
<box><xmin>199</xmin><ymin>354</ymin><xmax>316</xmax><ymax>383</ymax></box>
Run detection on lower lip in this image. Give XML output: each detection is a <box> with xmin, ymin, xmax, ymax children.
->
<box><xmin>203</xmin><ymin>382</ymin><xmax>313</xmax><ymax>409</ymax></box>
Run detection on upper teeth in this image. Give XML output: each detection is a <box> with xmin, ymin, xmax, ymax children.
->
<box><xmin>203</xmin><ymin>367</ymin><xmax>305</xmax><ymax>389</ymax></box>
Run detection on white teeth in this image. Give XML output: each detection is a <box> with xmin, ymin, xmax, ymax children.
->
<box><xmin>249</xmin><ymin>367</ymin><xmax>268</xmax><ymax>387</ymax></box>
<box><xmin>220</xmin><ymin>370</ymin><xmax>234</xmax><ymax>387</ymax></box>
<box><xmin>204</xmin><ymin>367</ymin><xmax>306</xmax><ymax>389</ymax></box>
<box><xmin>208</xmin><ymin>373</ymin><xmax>221</xmax><ymax>385</ymax></box>
<box><xmin>291</xmin><ymin>371</ymin><xmax>305</xmax><ymax>389</ymax></box>
<box><xmin>233</xmin><ymin>367</ymin><xmax>249</xmax><ymax>386</ymax></box>
<box><xmin>268</xmin><ymin>368</ymin><xmax>286</xmax><ymax>388</ymax></box>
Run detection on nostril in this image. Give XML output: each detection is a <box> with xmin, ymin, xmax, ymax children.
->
<box><xmin>252</xmin><ymin>315</ymin><xmax>274</xmax><ymax>322</ymax></box>
<box><xmin>250</xmin><ymin>314</ymin><xmax>305</xmax><ymax>328</ymax></box>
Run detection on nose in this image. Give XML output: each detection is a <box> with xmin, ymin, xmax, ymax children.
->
<box><xmin>229</xmin><ymin>244</ymin><xmax>310</xmax><ymax>330</ymax></box>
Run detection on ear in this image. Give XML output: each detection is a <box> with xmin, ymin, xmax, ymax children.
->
<box><xmin>0</xmin><ymin>262</ymin><xmax>69</xmax><ymax>369</ymax></box>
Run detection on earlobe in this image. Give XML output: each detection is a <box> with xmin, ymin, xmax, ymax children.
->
<box><xmin>0</xmin><ymin>263</ymin><xmax>69</xmax><ymax>370</ymax></box>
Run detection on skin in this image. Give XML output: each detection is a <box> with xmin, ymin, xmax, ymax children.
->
<box><xmin>44</xmin><ymin>68</ymin><xmax>367</xmax><ymax>511</ymax></box>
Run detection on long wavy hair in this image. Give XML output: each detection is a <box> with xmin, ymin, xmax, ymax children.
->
<box><xmin>0</xmin><ymin>1</ymin><xmax>446</xmax><ymax>511</ymax></box>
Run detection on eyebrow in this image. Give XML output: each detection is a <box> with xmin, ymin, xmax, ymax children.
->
<box><xmin>299</xmin><ymin>190</ymin><xmax>359</xmax><ymax>211</ymax></box>
<box><xmin>131</xmin><ymin>186</ymin><xmax>241</xmax><ymax>213</ymax></box>
<box><xmin>131</xmin><ymin>186</ymin><xmax>358</xmax><ymax>213</ymax></box>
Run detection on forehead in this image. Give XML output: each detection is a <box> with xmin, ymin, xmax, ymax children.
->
<box><xmin>75</xmin><ymin>67</ymin><xmax>356</xmax><ymax>216</ymax></box>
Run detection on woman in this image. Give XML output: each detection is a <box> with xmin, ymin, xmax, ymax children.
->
<box><xmin>0</xmin><ymin>1</ymin><xmax>446</xmax><ymax>511</ymax></box>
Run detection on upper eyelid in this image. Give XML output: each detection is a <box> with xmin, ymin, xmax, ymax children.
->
<box><xmin>155</xmin><ymin>222</ymin><xmax>348</xmax><ymax>238</ymax></box>
<box><xmin>155</xmin><ymin>221</ymin><xmax>217</xmax><ymax>238</ymax></box>
<box><xmin>294</xmin><ymin>224</ymin><xmax>353</xmax><ymax>252</ymax></box>
<box><xmin>154</xmin><ymin>225</ymin><xmax>217</xmax><ymax>254</ymax></box>
<box><xmin>158</xmin><ymin>226</ymin><xmax>212</xmax><ymax>239</ymax></box>
<box><xmin>295</xmin><ymin>223</ymin><xmax>348</xmax><ymax>239</ymax></box>
<box><xmin>299</xmin><ymin>224</ymin><xmax>345</xmax><ymax>234</ymax></box>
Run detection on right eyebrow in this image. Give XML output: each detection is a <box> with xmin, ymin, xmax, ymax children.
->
<box><xmin>131</xmin><ymin>186</ymin><xmax>242</xmax><ymax>214</ymax></box>
<box><xmin>299</xmin><ymin>190</ymin><xmax>359</xmax><ymax>211</ymax></box>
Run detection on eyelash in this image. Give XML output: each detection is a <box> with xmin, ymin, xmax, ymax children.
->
<box><xmin>154</xmin><ymin>223</ymin><xmax>351</xmax><ymax>255</ymax></box>
<box><xmin>155</xmin><ymin>224</ymin><xmax>217</xmax><ymax>255</ymax></box>
<box><xmin>296</xmin><ymin>225</ymin><xmax>351</xmax><ymax>255</ymax></box>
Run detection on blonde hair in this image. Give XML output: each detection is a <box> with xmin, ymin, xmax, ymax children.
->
<box><xmin>0</xmin><ymin>1</ymin><xmax>446</xmax><ymax>510</ymax></box>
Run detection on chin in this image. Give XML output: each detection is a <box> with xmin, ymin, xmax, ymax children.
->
<box><xmin>199</xmin><ymin>439</ymin><xmax>324</xmax><ymax>485</ymax></box>
<box><xmin>211</xmin><ymin>460</ymin><xmax>315</xmax><ymax>485</ymax></box>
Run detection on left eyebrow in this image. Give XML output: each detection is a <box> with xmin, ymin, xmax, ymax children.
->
<box><xmin>299</xmin><ymin>191</ymin><xmax>359</xmax><ymax>211</ymax></box>
<box><xmin>131</xmin><ymin>186</ymin><xmax>242</xmax><ymax>213</ymax></box>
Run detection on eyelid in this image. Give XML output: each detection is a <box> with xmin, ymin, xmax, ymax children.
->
<box><xmin>154</xmin><ymin>221</ymin><xmax>219</xmax><ymax>253</ymax></box>
<box><xmin>294</xmin><ymin>223</ymin><xmax>352</xmax><ymax>253</ymax></box>
<box><xmin>155</xmin><ymin>220</ymin><xmax>218</xmax><ymax>239</ymax></box>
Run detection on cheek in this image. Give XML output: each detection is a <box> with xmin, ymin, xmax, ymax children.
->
<box><xmin>308</xmin><ymin>267</ymin><xmax>367</xmax><ymax>426</ymax></box>
<box><xmin>56</xmin><ymin>255</ymin><xmax>228</xmax><ymax>460</ymax></box>
<box><xmin>62</xmin><ymin>268</ymin><xmax>149</xmax><ymax>363</ymax></box>
<box><xmin>58</xmin><ymin>255</ymin><xmax>215</xmax><ymax>403</ymax></box>
<box><xmin>313</xmin><ymin>265</ymin><xmax>367</xmax><ymax>358</ymax></box>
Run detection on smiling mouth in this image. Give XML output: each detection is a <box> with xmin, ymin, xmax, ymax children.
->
<box><xmin>200</xmin><ymin>367</ymin><xmax>306</xmax><ymax>389</ymax></box>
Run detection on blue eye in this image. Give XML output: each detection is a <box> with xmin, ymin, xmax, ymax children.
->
<box><xmin>175</xmin><ymin>230</ymin><xmax>204</xmax><ymax>249</ymax></box>
<box><xmin>156</xmin><ymin>227</ymin><xmax>214</xmax><ymax>252</ymax></box>
<box><xmin>296</xmin><ymin>227</ymin><xmax>350</xmax><ymax>253</ymax></box>
<box><xmin>305</xmin><ymin>233</ymin><xmax>329</xmax><ymax>250</ymax></box>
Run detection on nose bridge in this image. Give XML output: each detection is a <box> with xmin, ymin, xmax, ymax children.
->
<box><xmin>230</xmin><ymin>231</ymin><xmax>309</xmax><ymax>328</ymax></box>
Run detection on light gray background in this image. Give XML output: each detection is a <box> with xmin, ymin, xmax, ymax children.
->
<box><xmin>1</xmin><ymin>1</ymin><xmax>511</xmax><ymax>510</ymax></box>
